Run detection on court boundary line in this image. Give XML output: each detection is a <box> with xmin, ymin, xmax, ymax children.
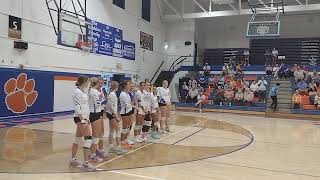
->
<box><xmin>96</xmin><ymin>120</ymin><xmax>205</xmax><ymax>168</ymax></box>
<box><xmin>107</xmin><ymin>171</ymin><xmax>166</xmax><ymax>180</ymax></box>
<box><xmin>172</xmin><ymin>127</ymin><xmax>206</xmax><ymax>145</ymax></box>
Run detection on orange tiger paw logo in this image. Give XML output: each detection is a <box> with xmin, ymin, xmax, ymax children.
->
<box><xmin>4</xmin><ymin>73</ymin><xmax>38</xmax><ymax>114</ymax></box>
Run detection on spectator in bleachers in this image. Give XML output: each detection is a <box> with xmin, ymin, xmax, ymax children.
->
<box><xmin>309</xmin><ymin>80</ymin><xmax>317</xmax><ymax>90</ymax></box>
<box><xmin>292</xmin><ymin>90</ymin><xmax>301</xmax><ymax>109</ymax></box>
<box><xmin>311</xmin><ymin>69</ymin><xmax>319</xmax><ymax>82</ymax></box>
<box><xmin>314</xmin><ymin>91</ymin><xmax>320</xmax><ymax>109</ymax></box>
<box><xmin>198</xmin><ymin>76</ymin><xmax>207</xmax><ymax>89</ymax></box>
<box><xmin>301</xmin><ymin>65</ymin><xmax>308</xmax><ymax>77</ymax></box>
<box><xmin>214</xmin><ymin>86</ymin><xmax>224</xmax><ymax>105</ymax></box>
<box><xmin>294</xmin><ymin>67</ymin><xmax>305</xmax><ymax>82</ymax></box>
<box><xmin>218</xmin><ymin>75</ymin><xmax>224</xmax><ymax>86</ymax></box>
<box><xmin>309</xmin><ymin>86</ymin><xmax>317</xmax><ymax>105</ymax></box>
<box><xmin>203</xmin><ymin>62</ymin><xmax>211</xmax><ymax>76</ymax></box>
<box><xmin>224</xmin><ymin>88</ymin><xmax>234</xmax><ymax>106</ymax></box>
<box><xmin>265</xmin><ymin>49</ymin><xmax>271</xmax><ymax>65</ymax></box>
<box><xmin>278</xmin><ymin>63</ymin><xmax>289</xmax><ymax>79</ymax></box>
<box><xmin>297</xmin><ymin>80</ymin><xmax>308</xmax><ymax>95</ymax></box>
<box><xmin>244</xmin><ymin>88</ymin><xmax>254</xmax><ymax>104</ymax></box>
<box><xmin>243</xmin><ymin>50</ymin><xmax>250</xmax><ymax>66</ymax></box>
<box><xmin>208</xmin><ymin>74</ymin><xmax>214</xmax><ymax>87</ymax></box>
<box><xmin>235</xmin><ymin>79</ymin><xmax>244</xmax><ymax>90</ymax></box>
<box><xmin>266</xmin><ymin>65</ymin><xmax>273</xmax><ymax>77</ymax></box>
<box><xmin>258</xmin><ymin>76</ymin><xmax>268</xmax><ymax>103</ymax></box>
<box><xmin>273</xmin><ymin>64</ymin><xmax>279</xmax><ymax>79</ymax></box>
<box><xmin>188</xmin><ymin>86</ymin><xmax>199</xmax><ymax>104</ymax></box>
<box><xmin>242</xmin><ymin>78</ymin><xmax>250</xmax><ymax>88</ymax></box>
<box><xmin>189</xmin><ymin>77</ymin><xmax>197</xmax><ymax>88</ymax></box>
<box><xmin>222</xmin><ymin>63</ymin><xmax>229</xmax><ymax>75</ymax></box>
<box><xmin>235</xmin><ymin>89</ymin><xmax>244</xmax><ymax>105</ymax></box>
<box><xmin>197</xmin><ymin>84</ymin><xmax>204</xmax><ymax>93</ymax></box>
<box><xmin>316</xmin><ymin>82</ymin><xmax>320</xmax><ymax>92</ymax></box>
<box><xmin>182</xmin><ymin>82</ymin><xmax>188</xmax><ymax>90</ymax></box>
<box><xmin>288</xmin><ymin>64</ymin><xmax>297</xmax><ymax>79</ymax></box>
<box><xmin>250</xmin><ymin>80</ymin><xmax>259</xmax><ymax>98</ymax></box>
<box><xmin>272</xmin><ymin>48</ymin><xmax>279</xmax><ymax>66</ymax></box>
<box><xmin>195</xmin><ymin>91</ymin><xmax>206</xmax><ymax>112</ymax></box>
<box><xmin>180</xmin><ymin>82</ymin><xmax>189</xmax><ymax>103</ymax></box>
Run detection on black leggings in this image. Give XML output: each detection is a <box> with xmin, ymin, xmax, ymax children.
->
<box><xmin>142</xmin><ymin>113</ymin><xmax>151</xmax><ymax>133</ymax></box>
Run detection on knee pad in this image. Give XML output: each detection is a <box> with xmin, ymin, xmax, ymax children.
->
<box><xmin>83</xmin><ymin>136</ymin><xmax>93</xmax><ymax>149</ymax></box>
<box><xmin>121</xmin><ymin>128</ymin><xmax>128</xmax><ymax>134</ymax></box>
<box><xmin>93</xmin><ymin>137</ymin><xmax>100</xmax><ymax>144</ymax></box>
<box><xmin>116</xmin><ymin>129</ymin><xmax>121</xmax><ymax>138</ymax></box>
<box><xmin>134</xmin><ymin>125</ymin><xmax>140</xmax><ymax>131</ymax></box>
<box><xmin>74</xmin><ymin>137</ymin><xmax>82</xmax><ymax>145</ymax></box>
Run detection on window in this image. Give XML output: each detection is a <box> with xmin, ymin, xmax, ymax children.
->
<box><xmin>142</xmin><ymin>0</ymin><xmax>151</xmax><ymax>22</ymax></box>
<box><xmin>113</xmin><ymin>0</ymin><xmax>125</xmax><ymax>9</ymax></box>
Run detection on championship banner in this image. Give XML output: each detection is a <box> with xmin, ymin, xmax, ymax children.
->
<box><xmin>8</xmin><ymin>15</ymin><xmax>22</xmax><ymax>39</ymax></box>
<box><xmin>87</xmin><ymin>19</ymin><xmax>135</xmax><ymax>60</ymax></box>
<box><xmin>140</xmin><ymin>31</ymin><xmax>153</xmax><ymax>51</ymax></box>
<box><xmin>123</xmin><ymin>40</ymin><xmax>135</xmax><ymax>60</ymax></box>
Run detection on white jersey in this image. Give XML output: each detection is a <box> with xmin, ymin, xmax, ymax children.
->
<box><xmin>106</xmin><ymin>91</ymin><xmax>118</xmax><ymax>115</ymax></box>
<box><xmin>88</xmin><ymin>88</ymin><xmax>103</xmax><ymax>113</ymax></box>
<box><xmin>120</xmin><ymin>91</ymin><xmax>132</xmax><ymax>114</ymax></box>
<box><xmin>150</xmin><ymin>93</ymin><xmax>159</xmax><ymax>110</ymax></box>
<box><xmin>134</xmin><ymin>90</ymin><xmax>146</xmax><ymax>109</ymax></box>
<box><xmin>157</xmin><ymin>87</ymin><xmax>171</xmax><ymax>104</ymax></box>
<box><xmin>143</xmin><ymin>90</ymin><xmax>152</xmax><ymax>112</ymax></box>
<box><xmin>73</xmin><ymin>88</ymin><xmax>90</xmax><ymax>120</ymax></box>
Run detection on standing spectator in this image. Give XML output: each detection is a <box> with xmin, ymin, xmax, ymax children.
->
<box><xmin>243</xmin><ymin>50</ymin><xmax>250</xmax><ymax>66</ymax></box>
<box><xmin>203</xmin><ymin>62</ymin><xmax>211</xmax><ymax>76</ymax></box>
<box><xmin>309</xmin><ymin>86</ymin><xmax>317</xmax><ymax>105</ymax></box>
<box><xmin>188</xmin><ymin>86</ymin><xmax>199</xmax><ymax>104</ymax></box>
<box><xmin>258</xmin><ymin>77</ymin><xmax>268</xmax><ymax>103</ymax></box>
<box><xmin>269</xmin><ymin>83</ymin><xmax>280</xmax><ymax>112</ymax></box>
<box><xmin>271</xmin><ymin>48</ymin><xmax>279</xmax><ymax>66</ymax></box>
<box><xmin>244</xmin><ymin>88</ymin><xmax>254</xmax><ymax>105</ymax></box>
<box><xmin>265</xmin><ymin>50</ymin><xmax>271</xmax><ymax>65</ymax></box>
<box><xmin>294</xmin><ymin>67</ymin><xmax>304</xmax><ymax>82</ymax></box>
<box><xmin>250</xmin><ymin>80</ymin><xmax>259</xmax><ymax>98</ymax></box>
<box><xmin>273</xmin><ymin>64</ymin><xmax>280</xmax><ymax>79</ymax></box>
<box><xmin>292</xmin><ymin>90</ymin><xmax>301</xmax><ymax>109</ymax></box>
<box><xmin>266</xmin><ymin>65</ymin><xmax>273</xmax><ymax>76</ymax></box>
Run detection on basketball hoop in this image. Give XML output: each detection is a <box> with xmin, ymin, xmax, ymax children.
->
<box><xmin>76</xmin><ymin>41</ymin><xmax>92</xmax><ymax>53</ymax></box>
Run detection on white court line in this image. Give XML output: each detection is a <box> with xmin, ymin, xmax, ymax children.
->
<box><xmin>96</xmin><ymin>120</ymin><xmax>205</xmax><ymax>168</ymax></box>
<box><xmin>107</xmin><ymin>171</ymin><xmax>167</xmax><ymax>180</ymax></box>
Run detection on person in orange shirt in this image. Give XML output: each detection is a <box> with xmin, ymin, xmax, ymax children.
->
<box><xmin>292</xmin><ymin>90</ymin><xmax>301</xmax><ymax>109</ymax></box>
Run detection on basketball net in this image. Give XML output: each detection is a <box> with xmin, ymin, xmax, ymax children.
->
<box><xmin>76</xmin><ymin>41</ymin><xmax>92</xmax><ymax>54</ymax></box>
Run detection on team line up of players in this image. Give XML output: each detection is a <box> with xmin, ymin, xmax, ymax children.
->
<box><xmin>70</xmin><ymin>76</ymin><xmax>172</xmax><ymax>171</ymax></box>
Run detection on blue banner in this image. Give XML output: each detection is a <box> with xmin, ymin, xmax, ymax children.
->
<box><xmin>123</xmin><ymin>41</ymin><xmax>135</xmax><ymax>60</ymax></box>
<box><xmin>0</xmin><ymin>69</ymin><xmax>54</xmax><ymax>118</ymax></box>
<box><xmin>87</xmin><ymin>19</ymin><xmax>135</xmax><ymax>60</ymax></box>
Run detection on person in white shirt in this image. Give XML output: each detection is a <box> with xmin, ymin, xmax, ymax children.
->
<box><xmin>258</xmin><ymin>77</ymin><xmax>268</xmax><ymax>103</ymax></box>
<box><xmin>273</xmin><ymin>64</ymin><xmax>280</xmax><ymax>79</ymax></box>
<box><xmin>188</xmin><ymin>86</ymin><xmax>199</xmax><ymax>103</ymax></box>
<box><xmin>157</xmin><ymin>80</ymin><xmax>172</xmax><ymax>133</ymax></box>
<box><xmin>272</xmin><ymin>48</ymin><xmax>279</xmax><ymax>66</ymax></box>
<box><xmin>195</xmin><ymin>91</ymin><xmax>206</xmax><ymax>112</ymax></box>
<box><xmin>141</xmin><ymin>82</ymin><xmax>153</xmax><ymax>141</ymax></box>
<box><xmin>149</xmin><ymin>85</ymin><xmax>161</xmax><ymax>139</ymax></box>
<box><xmin>105</xmin><ymin>81</ymin><xmax>126</xmax><ymax>155</ymax></box>
<box><xmin>70</xmin><ymin>76</ymin><xmax>96</xmax><ymax>171</ymax></box>
<box><xmin>203</xmin><ymin>62</ymin><xmax>211</xmax><ymax>76</ymax></box>
<box><xmin>250</xmin><ymin>80</ymin><xmax>259</xmax><ymax>97</ymax></box>
<box><xmin>119</xmin><ymin>80</ymin><xmax>134</xmax><ymax>150</ymax></box>
<box><xmin>133</xmin><ymin>82</ymin><xmax>147</xmax><ymax>143</ymax></box>
<box><xmin>88</xmin><ymin>77</ymin><xmax>105</xmax><ymax>162</ymax></box>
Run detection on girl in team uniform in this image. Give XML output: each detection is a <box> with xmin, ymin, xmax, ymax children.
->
<box><xmin>106</xmin><ymin>81</ymin><xmax>127</xmax><ymax>155</ymax></box>
<box><xmin>97</xmin><ymin>78</ymin><xmax>106</xmax><ymax>159</ymax></box>
<box><xmin>149</xmin><ymin>85</ymin><xmax>161</xmax><ymax>139</ymax></box>
<box><xmin>127</xmin><ymin>81</ymin><xmax>136</xmax><ymax>145</ymax></box>
<box><xmin>157</xmin><ymin>80</ymin><xmax>172</xmax><ymax>133</ymax></box>
<box><xmin>141</xmin><ymin>82</ymin><xmax>153</xmax><ymax>141</ymax></box>
<box><xmin>120</xmin><ymin>80</ymin><xmax>134</xmax><ymax>149</ymax></box>
<box><xmin>88</xmin><ymin>77</ymin><xmax>105</xmax><ymax>162</ymax></box>
<box><xmin>133</xmin><ymin>82</ymin><xmax>147</xmax><ymax>142</ymax></box>
<box><xmin>69</xmin><ymin>76</ymin><xmax>96</xmax><ymax>171</ymax></box>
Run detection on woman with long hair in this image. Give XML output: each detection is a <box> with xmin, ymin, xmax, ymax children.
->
<box><xmin>96</xmin><ymin>77</ymin><xmax>107</xmax><ymax>159</ymax></box>
<box><xmin>157</xmin><ymin>80</ymin><xmax>172</xmax><ymax>133</ymax></box>
<box><xmin>149</xmin><ymin>85</ymin><xmax>161</xmax><ymax>139</ymax></box>
<box><xmin>106</xmin><ymin>81</ymin><xmax>127</xmax><ymax>155</ymax></box>
<box><xmin>88</xmin><ymin>77</ymin><xmax>104</xmax><ymax>162</ymax></box>
<box><xmin>119</xmin><ymin>80</ymin><xmax>134</xmax><ymax>149</ymax></box>
<box><xmin>69</xmin><ymin>76</ymin><xmax>96</xmax><ymax>171</ymax></box>
<box><xmin>133</xmin><ymin>82</ymin><xmax>147</xmax><ymax>142</ymax></box>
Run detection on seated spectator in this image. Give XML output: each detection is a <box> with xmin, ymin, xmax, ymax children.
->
<box><xmin>222</xmin><ymin>63</ymin><xmax>229</xmax><ymax>75</ymax></box>
<box><xmin>218</xmin><ymin>75</ymin><xmax>225</xmax><ymax>86</ymax></box>
<box><xmin>198</xmin><ymin>76</ymin><xmax>207</xmax><ymax>89</ymax></box>
<box><xmin>208</xmin><ymin>74</ymin><xmax>214</xmax><ymax>87</ymax></box>
<box><xmin>224</xmin><ymin>89</ymin><xmax>234</xmax><ymax>106</ymax></box>
<box><xmin>244</xmin><ymin>88</ymin><xmax>254</xmax><ymax>104</ymax></box>
<box><xmin>314</xmin><ymin>91</ymin><xmax>320</xmax><ymax>109</ymax></box>
<box><xmin>214</xmin><ymin>86</ymin><xmax>225</xmax><ymax>105</ymax></box>
<box><xmin>294</xmin><ymin>67</ymin><xmax>304</xmax><ymax>82</ymax></box>
<box><xmin>311</xmin><ymin>69</ymin><xmax>319</xmax><ymax>82</ymax></box>
<box><xmin>288</xmin><ymin>64</ymin><xmax>297</xmax><ymax>79</ymax></box>
<box><xmin>258</xmin><ymin>76</ymin><xmax>268</xmax><ymax>103</ymax></box>
<box><xmin>297</xmin><ymin>80</ymin><xmax>308</xmax><ymax>95</ymax></box>
<box><xmin>195</xmin><ymin>91</ymin><xmax>206</xmax><ymax>112</ymax></box>
<box><xmin>250</xmin><ymin>80</ymin><xmax>259</xmax><ymax>97</ymax></box>
<box><xmin>197</xmin><ymin>84</ymin><xmax>204</xmax><ymax>93</ymax></box>
<box><xmin>266</xmin><ymin>65</ymin><xmax>273</xmax><ymax>76</ymax></box>
<box><xmin>309</xmin><ymin>80</ymin><xmax>317</xmax><ymax>90</ymax></box>
<box><xmin>235</xmin><ymin>79</ymin><xmax>243</xmax><ymax>90</ymax></box>
<box><xmin>273</xmin><ymin>64</ymin><xmax>279</xmax><ymax>79</ymax></box>
<box><xmin>213</xmin><ymin>75</ymin><xmax>219</xmax><ymax>85</ymax></box>
<box><xmin>309</xmin><ymin>86</ymin><xmax>317</xmax><ymax>105</ymax></box>
<box><xmin>229</xmin><ymin>78</ymin><xmax>236</xmax><ymax>90</ymax></box>
<box><xmin>278</xmin><ymin>63</ymin><xmax>289</xmax><ymax>79</ymax></box>
<box><xmin>317</xmin><ymin>83</ymin><xmax>320</xmax><ymax>92</ymax></box>
<box><xmin>180</xmin><ymin>82</ymin><xmax>189</xmax><ymax>103</ymax></box>
<box><xmin>188</xmin><ymin>86</ymin><xmax>199</xmax><ymax>104</ymax></box>
<box><xmin>203</xmin><ymin>62</ymin><xmax>211</xmax><ymax>76</ymax></box>
<box><xmin>182</xmin><ymin>82</ymin><xmax>188</xmax><ymax>90</ymax></box>
<box><xmin>224</xmin><ymin>82</ymin><xmax>231</xmax><ymax>90</ymax></box>
<box><xmin>292</xmin><ymin>90</ymin><xmax>301</xmax><ymax>109</ymax></box>
<box><xmin>301</xmin><ymin>65</ymin><xmax>308</xmax><ymax>77</ymax></box>
<box><xmin>189</xmin><ymin>77</ymin><xmax>197</xmax><ymax>88</ymax></box>
<box><xmin>242</xmin><ymin>78</ymin><xmax>250</xmax><ymax>88</ymax></box>
<box><xmin>306</xmin><ymin>74</ymin><xmax>313</xmax><ymax>85</ymax></box>
<box><xmin>235</xmin><ymin>89</ymin><xmax>244</xmax><ymax>104</ymax></box>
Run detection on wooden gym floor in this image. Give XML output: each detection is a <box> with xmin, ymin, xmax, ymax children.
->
<box><xmin>0</xmin><ymin>111</ymin><xmax>319</xmax><ymax>180</ymax></box>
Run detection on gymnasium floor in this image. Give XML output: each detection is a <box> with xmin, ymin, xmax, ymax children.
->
<box><xmin>0</xmin><ymin>111</ymin><xmax>319</xmax><ymax>180</ymax></box>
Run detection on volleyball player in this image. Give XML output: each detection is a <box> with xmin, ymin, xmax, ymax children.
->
<box><xmin>96</xmin><ymin>77</ymin><xmax>107</xmax><ymax>159</ymax></box>
<box><xmin>149</xmin><ymin>85</ymin><xmax>161</xmax><ymax>139</ymax></box>
<box><xmin>141</xmin><ymin>82</ymin><xmax>152</xmax><ymax>141</ymax></box>
<box><xmin>119</xmin><ymin>80</ymin><xmax>134</xmax><ymax>149</ymax></box>
<box><xmin>88</xmin><ymin>77</ymin><xmax>104</xmax><ymax>162</ymax></box>
<box><xmin>127</xmin><ymin>81</ymin><xmax>136</xmax><ymax>145</ymax></box>
<box><xmin>70</xmin><ymin>76</ymin><xmax>96</xmax><ymax>171</ymax></box>
<box><xmin>106</xmin><ymin>81</ymin><xmax>127</xmax><ymax>155</ymax></box>
<box><xmin>157</xmin><ymin>80</ymin><xmax>172</xmax><ymax>133</ymax></box>
<box><xmin>133</xmin><ymin>82</ymin><xmax>147</xmax><ymax>142</ymax></box>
